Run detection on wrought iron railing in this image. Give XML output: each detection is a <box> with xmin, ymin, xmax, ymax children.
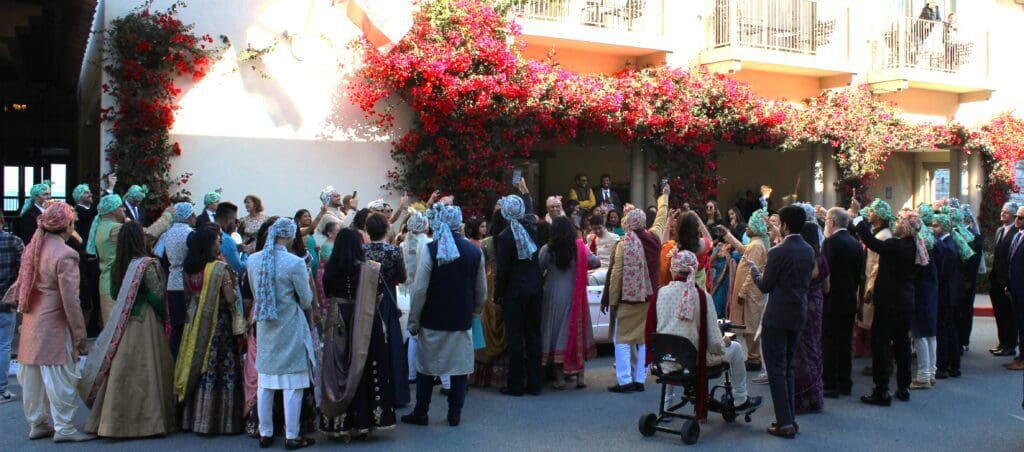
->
<box><xmin>875</xmin><ymin>16</ymin><xmax>987</xmax><ymax>78</ymax></box>
<box><xmin>706</xmin><ymin>0</ymin><xmax>848</xmax><ymax>59</ymax></box>
<box><xmin>515</xmin><ymin>0</ymin><xmax>663</xmax><ymax>35</ymax></box>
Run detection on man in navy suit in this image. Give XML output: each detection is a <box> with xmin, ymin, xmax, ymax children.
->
<box><xmin>1006</xmin><ymin>207</ymin><xmax>1024</xmax><ymax>371</ymax></box>
<box><xmin>933</xmin><ymin>210</ymin><xmax>961</xmax><ymax>378</ymax></box>
<box><xmin>595</xmin><ymin>174</ymin><xmax>622</xmax><ymax>213</ymax></box>
<box><xmin>748</xmin><ymin>205</ymin><xmax>815</xmax><ymax>439</ymax></box>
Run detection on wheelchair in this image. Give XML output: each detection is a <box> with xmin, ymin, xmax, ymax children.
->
<box><xmin>637</xmin><ymin>326</ymin><xmax>760</xmax><ymax>445</ymax></box>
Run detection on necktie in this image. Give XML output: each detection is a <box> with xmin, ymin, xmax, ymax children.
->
<box><xmin>1012</xmin><ymin>231</ymin><xmax>1024</xmax><ymax>259</ymax></box>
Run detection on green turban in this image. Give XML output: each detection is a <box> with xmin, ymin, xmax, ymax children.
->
<box><xmin>934</xmin><ymin>206</ymin><xmax>975</xmax><ymax>262</ymax></box>
<box><xmin>860</xmin><ymin>198</ymin><xmax>895</xmax><ymax>224</ymax></box>
<box><xmin>72</xmin><ymin>184</ymin><xmax>91</xmax><ymax>203</ymax></box>
<box><xmin>917</xmin><ymin>204</ymin><xmax>935</xmax><ymax>250</ymax></box>
<box><xmin>748</xmin><ymin>208</ymin><xmax>771</xmax><ymax>248</ymax></box>
<box><xmin>125</xmin><ymin>184</ymin><xmax>148</xmax><ymax>202</ymax></box>
<box><xmin>20</xmin><ymin>181</ymin><xmax>52</xmax><ymax>215</ymax></box>
<box><xmin>204</xmin><ymin>189</ymin><xmax>223</xmax><ymax>206</ymax></box>
<box><xmin>87</xmin><ymin>194</ymin><xmax>124</xmax><ymax>255</ymax></box>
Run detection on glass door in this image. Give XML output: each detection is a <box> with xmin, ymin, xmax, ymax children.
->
<box><xmin>923</xmin><ymin>164</ymin><xmax>950</xmax><ymax>204</ymax></box>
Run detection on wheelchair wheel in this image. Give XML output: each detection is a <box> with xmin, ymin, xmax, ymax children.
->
<box><xmin>681</xmin><ymin>419</ymin><xmax>700</xmax><ymax>445</ymax></box>
<box><xmin>638</xmin><ymin>413</ymin><xmax>658</xmax><ymax>437</ymax></box>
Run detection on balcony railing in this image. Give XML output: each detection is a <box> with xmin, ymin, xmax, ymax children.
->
<box><xmin>874</xmin><ymin>16</ymin><xmax>988</xmax><ymax>81</ymax></box>
<box><xmin>706</xmin><ymin>0</ymin><xmax>849</xmax><ymax>60</ymax></box>
<box><xmin>515</xmin><ymin>0</ymin><xmax>664</xmax><ymax>36</ymax></box>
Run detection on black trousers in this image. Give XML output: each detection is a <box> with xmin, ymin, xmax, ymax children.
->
<box><xmin>762</xmin><ymin>326</ymin><xmax>800</xmax><ymax>427</ymax></box>
<box><xmin>870</xmin><ymin>308</ymin><xmax>912</xmax><ymax>391</ymax></box>
<box><xmin>79</xmin><ymin>256</ymin><xmax>102</xmax><ymax>337</ymax></box>
<box><xmin>504</xmin><ymin>293</ymin><xmax>542</xmax><ymax>392</ymax></box>
<box><xmin>414</xmin><ymin>372</ymin><xmax>467</xmax><ymax>417</ymax></box>
<box><xmin>167</xmin><ymin>290</ymin><xmax>187</xmax><ymax>359</ymax></box>
<box><xmin>822</xmin><ymin>312</ymin><xmax>855</xmax><ymax>393</ymax></box>
<box><xmin>991</xmin><ymin>277</ymin><xmax>1017</xmax><ymax>350</ymax></box>
<box><xmin>936</xmin><ymin>302</ymin><xmax>961</xmax><ymax>373</ymax></box>
<box><xmin>956</xmin><ymin>276</ymin><xmax>978</xmax><ymax>347</ymax></box>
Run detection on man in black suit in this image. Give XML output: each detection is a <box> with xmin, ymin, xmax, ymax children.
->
<box><xmin>933</xmin><ymin>210</ymin><xmax>962</xmax><ymax>378</ymax></box>
<box><xmin>494</xmin><ymin>178</ymin><xmax>543</xmax><ymax>396</ymax></box>
<box><xmin>989</xmin><ymin>202</ymin><xmax>1019</xmax><ymax>357</ymax></box>
<box><xmin>854</xmin><ymin>209</ymin><xmax>921</xmax><ymax>406</ymax></box>
<box><xmin>123</xmin><ymin>185</ymin><xmax>148</xmax><ymax>226</ymax></box>
<box><xmin>822</xmin><ymin>207</ymin><xmax>864</xmax><ymax>398</ymax></box>
<box><xmin>748</xmin><ymin>205</ymin><xmax>815</xmax><ymax>439</ymax></box>
<box><xmin>1006</xmin><ymin>207</ymin><xmax>1024</xmax><ymax>371</ymax></box>
<box><xmin>595</xmin><ymin>174</ymin><xmax>622</xmax><ymax>213</ymax></box>
<box><xmin>71</xmin><ymin>183</ymin><xmax>102</xmax><ymax>337</ymax></box>
<box><xmin>15</xmin><ymin>182</ymin><xmax>51</xmax><ymax>245</ymax></box>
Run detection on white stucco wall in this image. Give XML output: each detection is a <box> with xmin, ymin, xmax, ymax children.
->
<box><xmin>101</xmin><ymin>0</ymin><xmax>409</xmax><ymax>218</ymax></box>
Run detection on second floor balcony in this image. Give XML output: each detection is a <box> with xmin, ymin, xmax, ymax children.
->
<box><xmin>513</xmin><ymin>0</ymin><xmax>672</xmax><ymax>57</ymax></box>
<box><xmin>867</xmin><ymin>16</ymin><xmax>992</xmax><ymax>102</ymax></box>
<box><xmin>699</xmin><ymin>0</ymin><xmax>854</xmax><ymax>84</ymax></box>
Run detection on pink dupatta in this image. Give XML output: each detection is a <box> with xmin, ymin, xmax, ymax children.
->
<box><xmin>563</xmin><ymin>239</ymin><xmax>594</xmax><ymax>374</ymax></box>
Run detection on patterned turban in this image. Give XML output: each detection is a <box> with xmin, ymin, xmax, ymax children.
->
<box><xmin>917</xmin><ymin>204</ymin><xmax>935</xmax><ymax>250</ymax></box>
<box><xmin>899</xmin><ymin>209</ymin><xmax>929</xmax><ymax>266</ymax></box>
<box><xmin>429</xmin><ymin>202</ymin><xmax>463</xmax><ymax>265</ymax></box>
<box><xmin>15</xmin><ymin>202</ymin><xmax>75</xmax><ymax>313</ymax></box>
<box><xmin>860</xmin><ymin>198</ymin><xmax>895</xmax><ymax>224</ymax></box>
<box><xmin>253</xmin><ymin>217</ymin><xmax>298</xmax><ymax>322</ymax></box>
<box><xmin>623</xmin><ymin>208</ymin><xmax>647</xmax><ymax>232</ymax></box>
<box><xmin>934</xmin><ymin>206</ymin><xmax>975</xmax><ymax>262</ymax></box>
<box><xmin>203</xmin><ymin>189</ymin><xmax>223</xmax><ymax>207</ymax></box>
<box><xmin>319</xmin><ymin>186</ymin><xmax>338</xmax><ymax>206</ymax></box>
<box><xmin>670</xmin><ymin>250</ymin><xmax>700</xmax><ymax>321</ymax></box>
<box><xmin>172</xmin><ymin>202</ymin><xmax>195</xmax><ymax>223</ymax></box>
<box><xmin>498</xmin><ymin>195</ymin><xmax>537</xmax><ymax>260</ymax></box>
<box><xmin>125</xmin><ymin>185</ymin><xmax>148</xmax><ymax>202</ymax></box>
<box><xmin>406</xmin><ymin>209</ymin><xmax>429</xmax><ymax>235</ymax></box>
<box><xmin>748</xmin><ymin>208</ymin><xmax>771</xmax><ymax>248</ymax></box>
<box><xmin>621</xmin><ymin>208</ymin><xmax>653</xmax><ymax>302</ymax></box>
<box><xmin>72</xmin><ymin>184</ymin><xmax>91</xmax><ymax>203</ymax></box>
<box><xmin>20</xmin><ymin>181</ymin><xmax>52</xmax><ymax>215</ymax></box>
<box><xmin>367</xmin><ymin>199</ymin><xmax>386</xmax><ymax>210</ymax></box>
<box><xmin>670</xmin><ymin>249</ymin><xmax>699</xmax><ymax>276</ymax></box>
<box><xmin>87</xmin><ymin>194</ymin><xmax>124</xmax><ymax>255</ymax></box>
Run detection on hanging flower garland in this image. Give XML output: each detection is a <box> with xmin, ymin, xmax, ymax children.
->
<box><xmin>102</xmin><ymin>1</ymin><xmax>214</xmax><ymax>210</ymax></box>
<box><xmin>350</xmin><ymin>0</ymin><xmax>784</xmax><ymax>214</ymax></box>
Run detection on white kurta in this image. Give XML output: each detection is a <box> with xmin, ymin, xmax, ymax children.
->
<box><xmin>407</xmin><ymin>248</ymin><xmax>487</xmax><ymax>376</ymax></box>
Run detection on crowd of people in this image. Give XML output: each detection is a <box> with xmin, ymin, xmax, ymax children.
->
<box><xmin>0</xmin><ymin>170</ymin><xmax>1020</xmax><ymax>445</ymax></box>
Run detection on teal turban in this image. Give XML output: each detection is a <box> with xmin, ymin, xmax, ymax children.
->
<box><xmin>125</xmin><ymin>185</ymin><xmax>148</xmax><ymax>202</ymax></box>
<box><xmin>917</xmin><ymin>204</ymin><xmax>935</xmax><ymax>250</ymax></box>
<box><xmin>20</xmin><ymin>181</ymin><xmax>52</xmax><ymax>215</ymax></box>
<box><xmin>204</xmin><ymin>189</ymin><xmax>223</xmax><ymax>206</ymax></box>
<box><xmin>934</xmin><ymin>206</ymin><xmax>975</xmax><ymax>262</ymax></box>
<box><xmin>748</xmin><ymin>208</ymin><xmax>771</xmax><ymax>248</ymax></box>
<box><xmin>172</xmin><ymin>202</ymin><xmax>195</xmax><ymax>223</ymax></box>
<box><xmin>860</xmin><ymin>198</ymin><xmax>895</xmax><ymax>224</ymax></box>
<box><xmin>87</xmin><ymin>194</ymin><xmax>124</xmax><ymax>255</ymax></box>
<box><xmin>72</xmin><ymin>184</ymin><xmax>91</xmax><ymax>203</ymax></box>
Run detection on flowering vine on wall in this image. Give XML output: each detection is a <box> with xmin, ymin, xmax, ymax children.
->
<box><xmin>102</xmin><ymin>1</ymin><xmax>214</xmax><ymax>210</ymax></box>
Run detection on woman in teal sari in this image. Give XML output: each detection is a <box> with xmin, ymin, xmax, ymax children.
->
<box><xmin>79</xmin><ymin>222</ymin><xmax>176</xmax><ymax>438</ymax></box>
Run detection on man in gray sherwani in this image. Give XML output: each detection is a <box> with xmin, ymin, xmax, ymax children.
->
<box><xmin>247</xmin><ymin>217</ymin><xmax>316</xmax><ymax>449</ymax></box>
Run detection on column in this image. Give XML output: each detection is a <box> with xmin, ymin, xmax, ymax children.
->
<box><xmin>644</xmin><ymin>151</ymin><xmax>659</xmax><ymax>206</ymax></box>
<box><xmin>630</xmin><ymin>147</ymin><xmax>644</xmax><ymax>206</ymax></box>
<box><xmin>822</xmin><ymin>146</ymin><xmax>839</xmax><ymax>207</ymax></box>
<box><xmin>967</xmin><ymin>151</ymin><xmax>983</xmax><ymax>209</ymax></box>
<box><xmin>948</xmin><ymin>150</ymin><xmax>962</xmax><ymax>202</ymax></box>
<box><xmin>811</xmin><ymin>144</ymin><xmax>825</xmax><ymax>207</ymax></box>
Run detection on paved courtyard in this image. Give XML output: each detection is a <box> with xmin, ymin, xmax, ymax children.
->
<box><xmin>1</xmin><ymin>317</ymin><xmax>1021</xmax><ymax>451</ymax></box>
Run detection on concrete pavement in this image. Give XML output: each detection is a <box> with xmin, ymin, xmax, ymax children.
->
<box><xmin>1</xmin><ymin>317</ymin><xmax>1022</xmax><ymax>451</ymax></box>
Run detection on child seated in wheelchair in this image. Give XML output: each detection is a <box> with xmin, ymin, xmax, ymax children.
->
<box><xmin>655</xmin><ymin>250</ymin><xmax>760</xmax><ymax>411</ymax></box>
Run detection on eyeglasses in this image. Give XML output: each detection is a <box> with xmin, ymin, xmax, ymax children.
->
<box><xmin>1017</xmin><ymin>215</ymin><xmax>1024</xmax><ymax>221</ymax></box>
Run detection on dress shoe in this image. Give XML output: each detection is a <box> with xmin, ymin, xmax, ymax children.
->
<box><xmin>607</xmin><ymin>384</ymin><xmax>636</xmax><ymax>393</ymax></box>
<box><xmin>734</xmin><ymin>396</ymin><xmax>762</xmax><ymax>410</ymax></box>
<box><xmin>860</xmin><ymin>388</ymin><xmax>892</xmax><ymax>407</ymax></box>
<box><xmin>499</xmin><ymin>387</ymin><xmax>524</xmax><ymax>396</ymax></box>
<box><xmin>1006</xmin><ymin>360</ymin><xmax>1024</xmax><ymax>371</ymax></box>
<box><xmin>259</xmin><ymin>436</ymin><xmax>274</xmax><ymax>448</ymax></box>
<box><xmin>284</xmin><ymin>437</ymin><xmax>316</xmax><ymax>450</ymax></box>
<box><xmin>525</xmin><ymin>387</ymin><xmax>542</xmax><ymax>396</ymax></box>
<box><xmin>28</xmin><ymin>423</ymin><xmax>55</xmax><ymax>440</ymax></box>
<box><xmin>895</xmin><ymin>388</ymin><xmax>910</xmax><ymax>401</ymax></box>
<box><xmin>770</xmin><ymin>421</ymin><xmax>799</xmax><ymax>433</ymax></box>
<box><xmin>989</xmin><ymin>345</ymin><xmax>1006</xmax><ymax>354</ymax></box>
<box><xmin>767</xmin><ymin>424</ymin><xmax>797</xmax><ymax>439</ymax></box>
<box><xmin>745</xmin><ymin>361</ymin><xmax>762</xmax><ymax>372</ymax></box>
<box><xmin>53</xmin><ymin>432</ymin><xmax>97</xmax><ymax>443</ymax></box>
<box><xmin>400</xmin><ymin>412</ymin><xmax>429</xmax><ymax>426</ymax></box>
<box><xmin>909</xmin><ymin>379</ymin><xmax>931</xmax><ymax>390</ymax></box>
<box><xmin>823</xmin><ymin>389</ymin><xmax>841</xmax><ymax>399</ymax></box>
<box><xmin>447</xmin><ymin>414</ymin><xmax>461</xmax><ymax>427</ymax></box>
<box><xmin>949</xmin><ymin>370</ymin><xmax>962</xmax><ymax>378</ymax></box>
<box><xmin>631</xmin><ymin>382</ymin><xmax>645</xmax><ymax>392</ymax></box>
<box><xmin>934</xmin><ymin>370</ymin><xmax>950</xmax><ymax>379</ymax></box>
<box><xmin>992</xmin><ymin>347</ymin><xmax>1016</xmax><ymax>357</ymax></box>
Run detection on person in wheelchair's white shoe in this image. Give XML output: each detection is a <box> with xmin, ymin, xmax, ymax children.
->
<box><xmin>655</xmin><ymin>250</ymin><xmax>756</xmax><ymax>410</ymax></box>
